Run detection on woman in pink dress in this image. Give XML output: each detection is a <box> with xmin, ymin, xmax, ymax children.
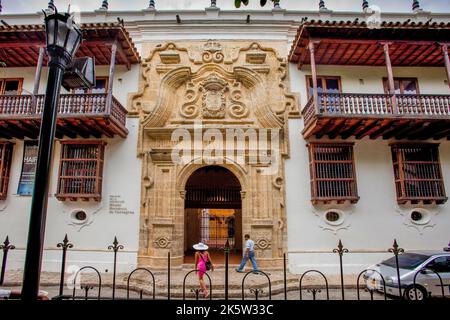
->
<box><xmin>193</xmin><ymin>242</ymin><xmax>214</xmax><ymax>298</ymax></box>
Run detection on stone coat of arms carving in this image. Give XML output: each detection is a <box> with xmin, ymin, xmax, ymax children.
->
<box><xmin>201</xmin><ymin>74</ymin><xmax>227</xmax><ymax>118</ymax></box>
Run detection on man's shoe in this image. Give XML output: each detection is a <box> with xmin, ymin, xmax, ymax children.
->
<box><xmin>235</xmin><ymin>268</ymin><xmax>243</xmax><ymax>273</ymax></box>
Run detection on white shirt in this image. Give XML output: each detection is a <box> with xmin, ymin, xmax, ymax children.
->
<box><xmin>0</xmin><ymin>289</ymin><xmax>11</xmax><ymax>298</ymax></box>
<box><xmin>245</xmin><ymin>239</ymin><xmax>255</xmax><ymax>252</ymax></box>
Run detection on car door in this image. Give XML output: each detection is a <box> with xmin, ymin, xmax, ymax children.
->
<box><xmin>422</xmin><ymin>255</ymin><xmax>450</xmax><ymax>297</ymax></box>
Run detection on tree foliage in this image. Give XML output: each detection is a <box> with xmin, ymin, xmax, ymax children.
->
<box><xmin>234</xmin><ymin>0</ymin><xmax>280</xmax><ymax>8</ymax></box>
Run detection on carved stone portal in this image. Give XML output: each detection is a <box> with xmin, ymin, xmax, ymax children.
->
<box><xmin>130</xmin><ymin>40</ymin><xmax>299</xmax><ymax>268</ymax></box>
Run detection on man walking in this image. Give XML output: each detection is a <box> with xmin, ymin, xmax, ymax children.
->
<box><xmin>236</xmin><ymin>234</ymin><xmax>259</xmax><ymax>272</ymax></box>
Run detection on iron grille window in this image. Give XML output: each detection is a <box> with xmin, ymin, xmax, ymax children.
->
<box><xmin>185</xmin><ymin>186</ymin><xmax>242</xmax><ymax>208</ymax></box>
<box><xmin>0</xmin><ymin>142</ymin><xmax>13</xmax><ymax>200</ymax></box>
<box><xmin>391</xmin><ymin>144</ymin><xmax>447</xmax><ymax>204</ymax></box>
<box><xmin>308</xmin><ymin>143</ymin><xmax>359</xmax><ymax>204</ymax></box>
<box><xmin>56</xmin><ymin>141</ymin><xmax>105</xmax><ymax>201</ymax></box>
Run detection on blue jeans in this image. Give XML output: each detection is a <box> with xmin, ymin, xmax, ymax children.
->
<box><xmin>237</xmin><ymin>251</ymin><xmax>258</xmax><ymax>271</ymax></box>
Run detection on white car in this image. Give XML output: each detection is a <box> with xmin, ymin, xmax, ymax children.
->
<box><xmin>364</xmin><ymin>251</ymin><xmax>450</xmax><ymax>300</ymax></box>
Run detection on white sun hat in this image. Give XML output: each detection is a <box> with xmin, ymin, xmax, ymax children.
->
<box><xmin>193</xmin><ymin>242</ymin><xmax>209</xmax><ymax>251</ymax></box>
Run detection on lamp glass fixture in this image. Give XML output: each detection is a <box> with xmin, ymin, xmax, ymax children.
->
<box><xmin>44</xmin><ymin>11</ymin><xmax>82</xmax><ymax>59</ymax></box>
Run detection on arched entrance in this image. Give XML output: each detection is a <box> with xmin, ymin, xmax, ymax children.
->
<box><xmin>184</xmin><ymin>166</ymin><xmax>242</xmax><ymax>264</ymax></box>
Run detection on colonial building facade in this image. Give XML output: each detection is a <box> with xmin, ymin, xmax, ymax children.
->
<box><xmin>0</xmin><ymin>1</ymin><xmax>449</xmax><ymax>274</ymax></box>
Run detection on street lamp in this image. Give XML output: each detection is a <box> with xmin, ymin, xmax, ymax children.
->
<box><xmin>21</xmin><ymin>9</ymin><xmax>83</xmax><ymax>301</ymax></box>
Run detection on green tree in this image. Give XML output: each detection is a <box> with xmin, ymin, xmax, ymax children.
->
<box><xmin>234</xmin><ymin>0</ymin><xmax>280</xmax><ymax>8</ymax></box>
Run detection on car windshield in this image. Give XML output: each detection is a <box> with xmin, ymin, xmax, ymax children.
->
<box><xmin>381</xmin><ymin>253</ymin><xmax>431</xmax><ymax>270</ymax></box>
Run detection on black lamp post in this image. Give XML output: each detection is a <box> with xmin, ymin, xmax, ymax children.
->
<box><xmin>21</xmin><ymin>9</ymin><xmax>83</xmax><ymax>301</ymax></box>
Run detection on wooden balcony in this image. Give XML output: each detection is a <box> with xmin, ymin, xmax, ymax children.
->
<box><xmin>0</xmin><ymin>93</ymin><xmax>128</xmax><ymax>139</ymax></box>
<box><xmin>302</xmin><ymin>93</ymin><xmax>450</xmax><ymax>140</ymax></box>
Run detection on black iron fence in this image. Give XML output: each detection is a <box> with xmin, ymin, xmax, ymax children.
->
<box><xmin>1</xmin><ymin>235</ymin><xmax>449</xmax><ymax>301</ymax></box>
<box><xmin>0</xmin><ymin>236</ymin><xmax>15</xmax><ymax>286</ymax></box>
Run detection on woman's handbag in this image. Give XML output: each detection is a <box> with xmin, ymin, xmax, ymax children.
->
<box><xmin>201</xmin><ymin>253</ymin><xmax>212</xmax><ymax>271</ymax></box>
<box><xmin>205</xmin><ymin>259</ymin><xmax>212</xmax><ymax>271</ymax></box>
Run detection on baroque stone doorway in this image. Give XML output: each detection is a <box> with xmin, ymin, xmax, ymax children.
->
<box><xmin>184</xmin><ymin>166</ymin><xmax>243</xmax><ymax>264</ymax></box>
<box><xmin>133</xmin><ymin>40</ymin><xmax>297</xmax><ymax>269</ymax></box>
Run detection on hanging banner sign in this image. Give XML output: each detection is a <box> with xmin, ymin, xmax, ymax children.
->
<box><xmin>17</xmin><ymin>140</ymin><xmax>38</xmax><ymax>195</ymax></box>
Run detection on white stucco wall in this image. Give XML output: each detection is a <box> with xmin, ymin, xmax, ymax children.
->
<box><xmin>285</xmin><ymin>63</ymin><xmax>450</xmax><ymax>275</ymax></box>
<box><xmin>0</xmin><ymin>118</ymin><xmax>141</xmax><ymax>273</ymax></box>
<box><xmin>0</xmin><ymin>119</ymin><xmax>140</xmax><ymax>271</ymax></box>
<box><xmin>0</xmin><ymin>64</ymin><xmax>141</xmax><ymax>273</ymax></box>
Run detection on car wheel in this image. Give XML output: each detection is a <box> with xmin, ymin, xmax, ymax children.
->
<box><xmin>404</xmin><ymin>285</ymin><xmax>427</xmax><ymax>301</ymax></box>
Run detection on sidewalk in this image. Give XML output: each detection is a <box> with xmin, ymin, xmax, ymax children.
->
<box><xmin>3</xmin><ymin>268</ymin><xmax>366</xmax><ymax>299</ymax></box>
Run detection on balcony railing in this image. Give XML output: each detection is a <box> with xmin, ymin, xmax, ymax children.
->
<box><xmin>0</xmin><ymin>93</ymin><xmax>128</xmax><ymax>138</ymax></box>
<box><xmin>303</xmin><ymin>93</ymin><xmax>450</xmax><ymax>128</ymax></box>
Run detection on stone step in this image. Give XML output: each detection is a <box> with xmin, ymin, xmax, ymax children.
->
<box><xmin>124</xmin><ymin>284</ymin><xmax>290</xmax><ymax>299</ymax></box>
<box><xmin>127</xmin><ymin>278</ymin><xmax>299</xmax><ymax>291</ymax></box>
<box><xmin>120</xmin><ymin>282</ymin><xmax>359</xmax><ymax>299</ymax></box>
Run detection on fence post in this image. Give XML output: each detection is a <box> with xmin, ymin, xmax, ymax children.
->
<box><xmin>168</xmin><ymin>251</ymin><xmax>171</xmax><ymax>300</ymax></box>
<box><xmin>356</xmin><ymin>269</ymin><xmax>387</xmax><ymax>301</ymax></box>
<box><xmin>413</xmin><ymin>267</ymin><xmax>445</xmax><ymax>299</ymax></box>
<box><xmin>283</xmin><ymin>253</ymin><xmax>287</xmax><ymax>300</ymax></box>
<box><xmin>299</xmin><ymin>270</ymin><xmax>329</xmax><ymax>300</ymax></box>
<box><xmin>307</xmin><ymin>288</ymin><xmax>321</xmax><ymax>300</ymax></box>
<box><xmin>333</xmin><ymin>239</ymin><xmax>348</xmax><ymax>300</ymax></box>
<box><xmin>127</xmin><ymin>268</ymin><xmax>156</xmax><ymax>300</ymax></box>
<box><xmin>82</xmin><ymin>285</ymin><xmax>93</xmax><ymax>300</ymax></box>
<box><xmin>108</xmin><ymin>236</ymin><xmax>123</xmax><ymax>300</ymax></box>
<box><xmin>224</xmin><ymin>239</ymin><xmax>230</xmax><ymax>300</ymax></box>
<box><xmin>183</xmin><ymin>270</ymin><xmax>213</xmax><ymax>300</ymax></box>
<box><xmin>242</xmin><ymin>270</ymin><xmax>272</xmax><ymax>300</ymax></box>
<box><xmin>388</xmin><ymin>239</ymin><xmax>404</xmax><ymax>299</ymax></box>
<box><xmin>56</xmin><ymin>234</ymin><xmax>73</xmax><ymax>296</ymax></box>
<box><xmin>191</xmin><ymin>288</ymin><xmax>200</xmax><ymax>300</ymax></box>
<box><xmin>72</xmin><ymin>266</ymin><xmax>102</xmax><ymax>300</ymax></box>
<box><xmin>0</xmin><ymin>236</ymin><xmax>15</xmax><ymax>285</ymax></box>
<box><xmin>250</xmin><ymin>288</ymin><xmax>261</xmax><ymax>300</ymax></box>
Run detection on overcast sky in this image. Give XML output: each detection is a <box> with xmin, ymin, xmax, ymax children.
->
<box><xmin>2</xmin><ymin>0</ymin><xmax>449</xmax><ymax>14</ymax></box>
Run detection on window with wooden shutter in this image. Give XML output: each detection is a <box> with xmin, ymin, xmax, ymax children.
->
<box><xmin>0</xmin><ymin>142</ymin><xmax>13</xmax><ymax>200</ymax></box>
<box><xmin>382</xmin><ymin>77</ymin><xmax>419</xmax><ymax>95</ymax></box>
<box><xmin>0</xmin><ymin>78</ymin><xmax>23</xmax><ymax>95</ymax></box>
<box><xmin>308</xmin><ymin>143</ymin><xmax>359</xmax><ymax>204</ymax></box>
<box><xmin>73</xmin><ymin>77</ymin><xmax>108</xmax><ymax>94</ymax></box>
<box><xmin>306</xmin><ymin>76</ymin><xmax>342</xmax><ymax>98</ymax></box>
<box><xmin>391</xmin><ymin>144</ymin><xmax>447</xmax><ymax>204</ymax></box>
<box><xmin>56</xmin><ymin>141</ymin><xmax>106</xmax><ymax>201</ymax></box>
